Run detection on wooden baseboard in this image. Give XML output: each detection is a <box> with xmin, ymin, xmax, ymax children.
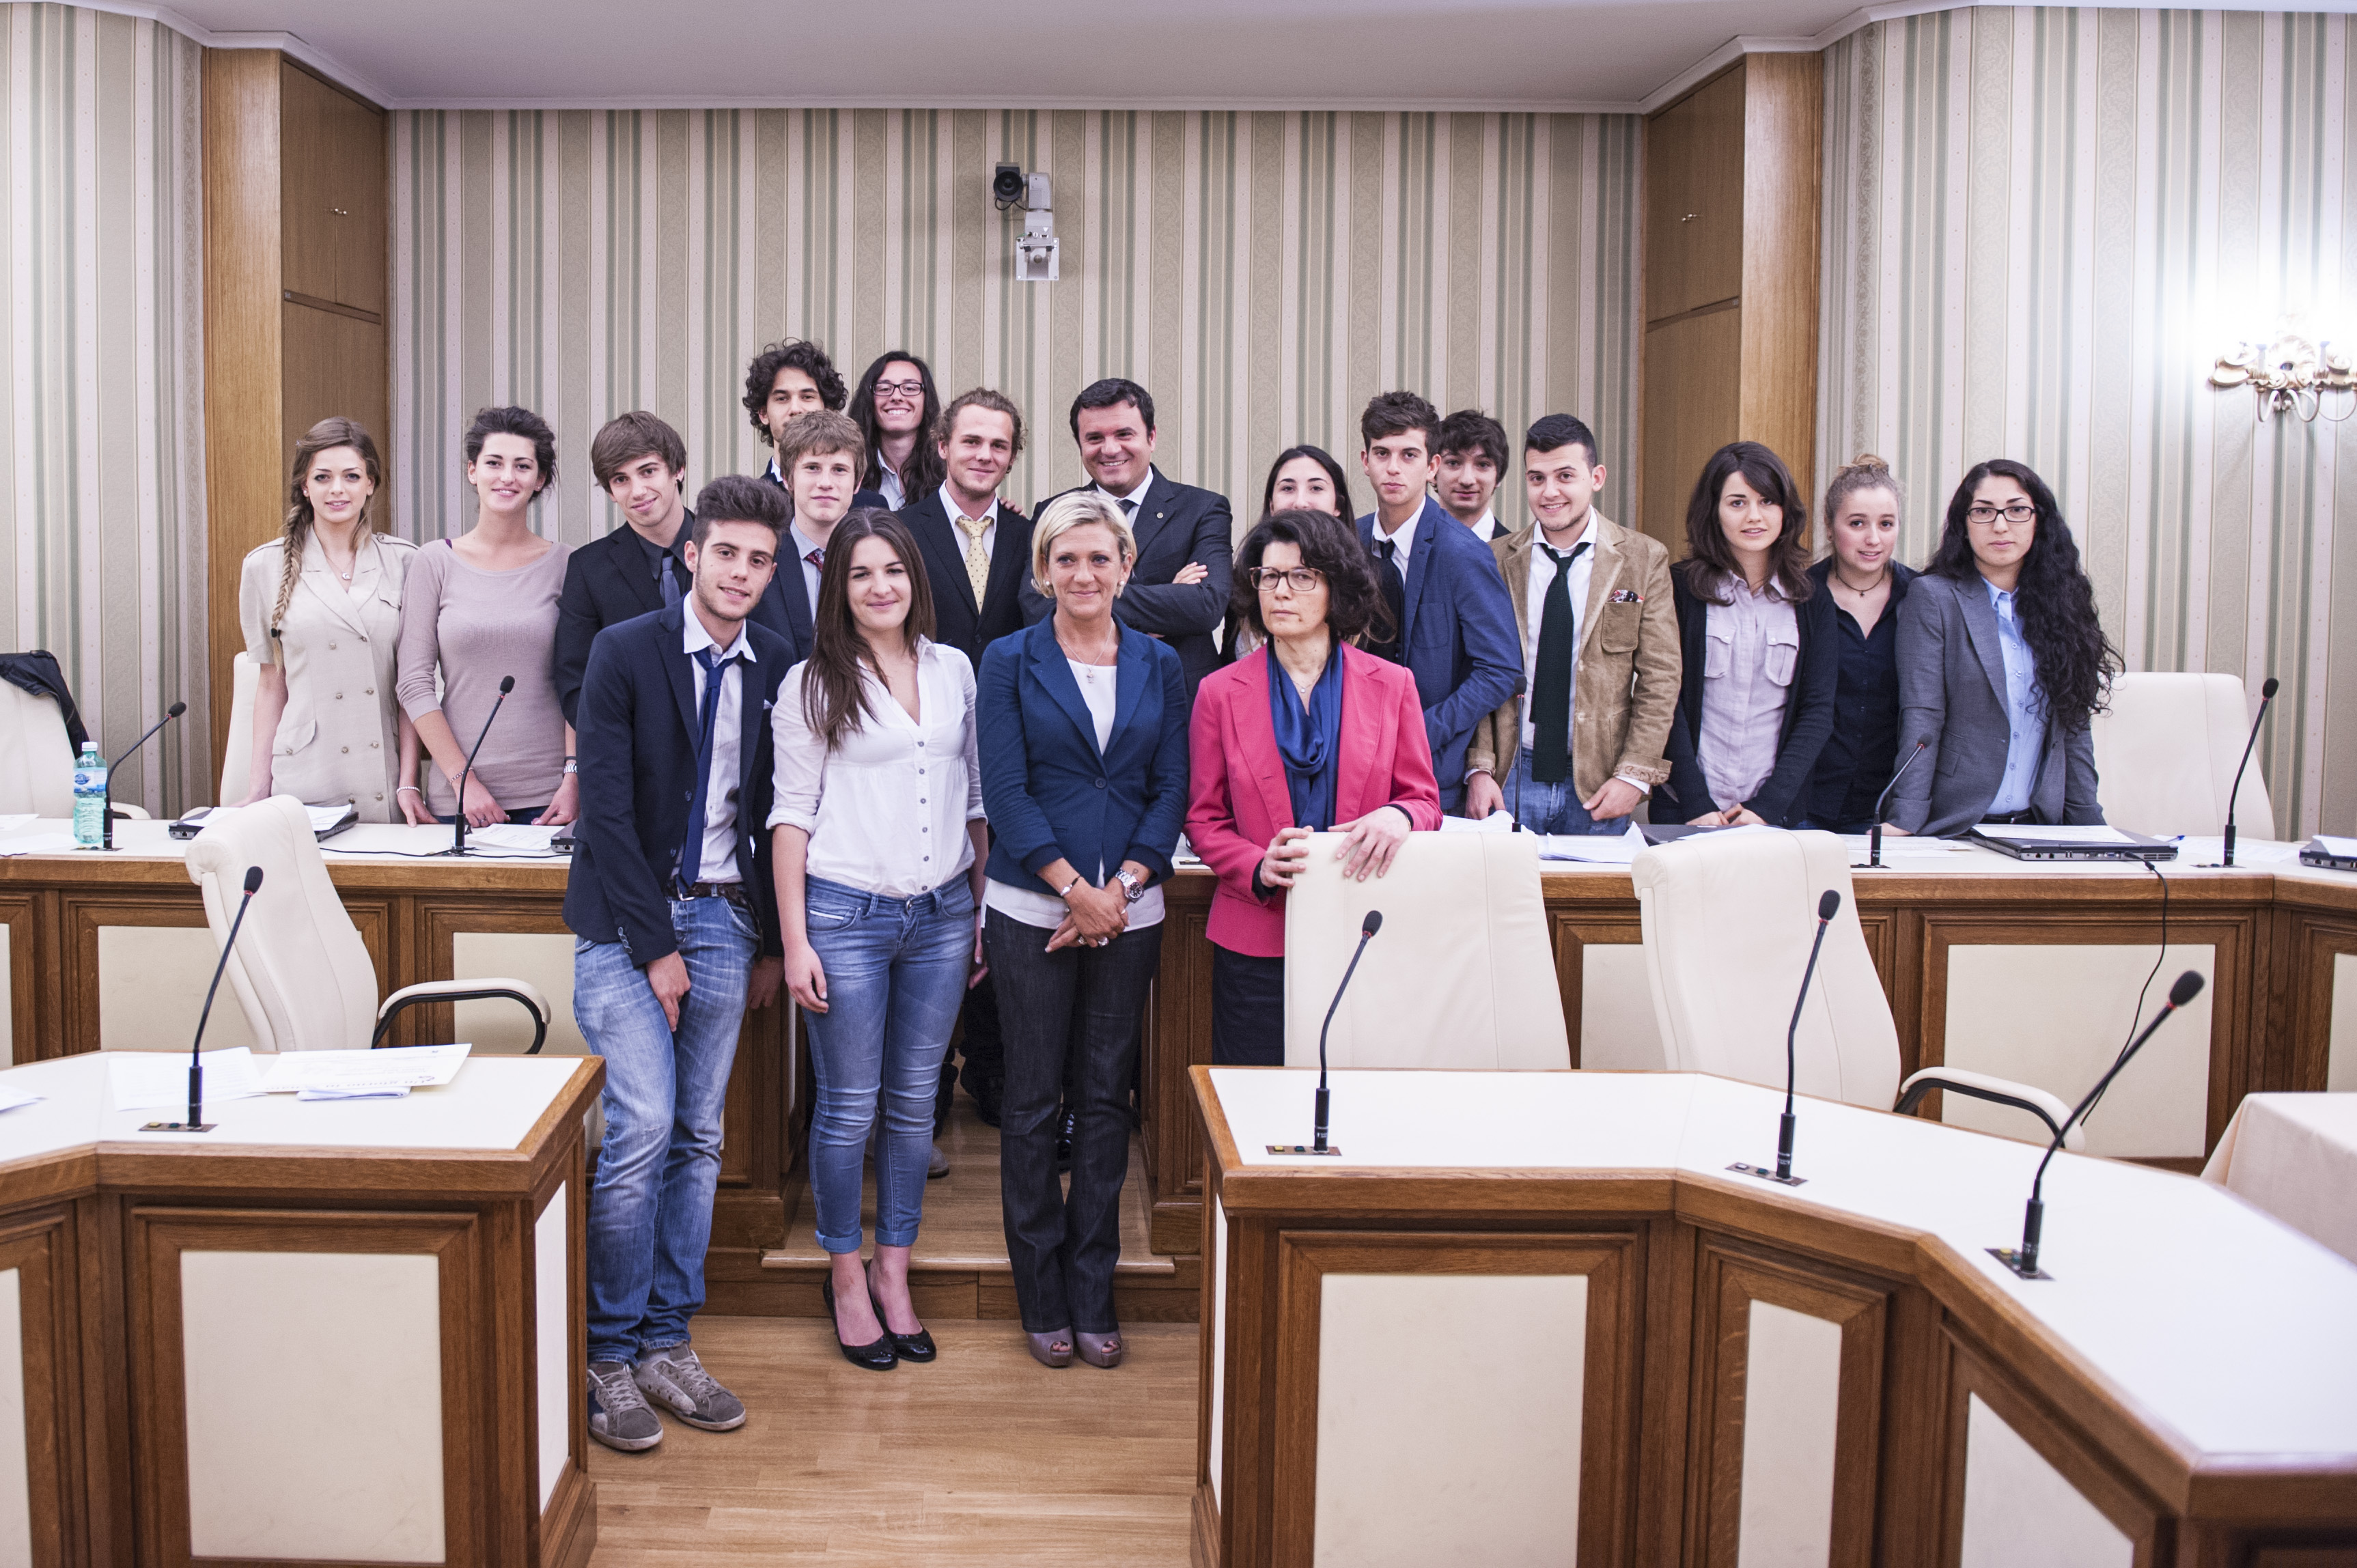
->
<box><xmin>540</xmin><ymin>1468</ymin><xmax>596</xmax><ymax>1568</ymax></box>
<box><xmin>1191</xmin><ymin>1480</ymin><xmax>1221</xmax><ymax>1568</ymax></box>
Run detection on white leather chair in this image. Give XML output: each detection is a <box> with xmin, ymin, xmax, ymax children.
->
<box><xmin>217</xmin><ymin>652</ymin><xmax>260</xmax><ymax>806</ymax></box>
<box><xmin>1283</xmin><ymin>830</ymin><xmax>1571</xmax><ymax>1070</ymax></box>
<box><xmin>185</xmin><ymin>795</ymin><xmax>551</xmax><ymax>1052</ymax></box>
<box><xmin>2091</xmin><ymin>671</ymin><xmax>2276</xmax><ymax>839</ymax></box>
<box><xmin>0</xmin><ymin>677</ymin><xmax>75</xmax><ymax>817</ymax></box>
<box><xmin>1632</xmin><ymin>828</ymin><xmax>2082</xmax><ymax>1147</ymax></box>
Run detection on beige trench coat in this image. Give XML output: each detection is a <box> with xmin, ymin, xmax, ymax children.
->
<box><xmin>238</xmin><ymin>531</ymin><xmax>418</xmax><ymax>821</ymax></box>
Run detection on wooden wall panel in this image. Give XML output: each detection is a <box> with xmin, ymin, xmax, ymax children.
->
<box><xmin>1642</xmin><ymin>305</ymin><xmax>1742</xmax><ymax>548</ymax></box>
<box><xmin>1735</xmin><ymin>51</ymin><xmax>1825</xmax><ymax>520</ymax></box>
<box><xmin>279</xmin><ymin>59</ymin><xmax>387</xmax><ymax>316</ymax></box>
<box><xmin>1645</xmin><ymin>66</ymin><xmax>1745</xmax><ymax>324</ymax></box>
<box><xmin>201</xmin><ymin>52</ymin><xmax>287</xmax><ymax>785</ymax></box>
<box><xmin>281</xmin><ymin>303</ymin><xmax>391</xmax><ymax>503</ymax></box>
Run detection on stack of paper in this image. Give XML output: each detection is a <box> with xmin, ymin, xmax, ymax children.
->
<box><xmin>1538</xmin><ymin>824</ymin><xmax>1647</xmax><ymax>865</ymax></box>
<box><xmin>467</xmin><ymin>823</ymin><xmax>561</xmax><ymax>853</ymax></box>
<box><xmin>109</xmin><ymin>1048</ymin><xmax>265</xmax><ymax>1112</ymax></box>
<box><xmin>258</xmin><ymin>1043</ymin><xmax>473</xmax><ymax>1100</ymax></box>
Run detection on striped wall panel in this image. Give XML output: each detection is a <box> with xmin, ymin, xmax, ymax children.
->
<box><xmin>0</xmin><ymin>3</ymin><xmax>205</xmax><ymax>814</ymax></box>
<box><xmin>1820</xmin><ymin>8</ymin><xmax>2354</xmax><ymax>837</ymax></box>
<box><xmin>389</xmin><ymin>109</ymin><xmax>1642</xmax><ymax>552</ymax></box>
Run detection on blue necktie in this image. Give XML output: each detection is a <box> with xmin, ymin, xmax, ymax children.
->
<box><xmin>678</xmin><ymin>646</ymin><xmax>736</xmax><ymax>888</ymax></box>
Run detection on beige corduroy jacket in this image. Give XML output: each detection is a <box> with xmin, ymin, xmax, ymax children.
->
<box><xmin>1464</xmin><ymin>509</ymin><xmax>1681</xmax><ymax>802</ymax></box>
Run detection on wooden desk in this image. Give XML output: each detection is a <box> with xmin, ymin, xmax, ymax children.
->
<box><xmin>0</xmin><ymin>1049</ymin><xmax>602</xmax><ymax>1567</ymax></box>
<box><xmin>7</xmin><ymin>822</ymin><xmax>2356</xmax><ymax>1321</ymax></box>
<box><xmin>1190</xmin><ymin>1065</ymin><xmax>2357</xmax><ymax>1567</ymax></box>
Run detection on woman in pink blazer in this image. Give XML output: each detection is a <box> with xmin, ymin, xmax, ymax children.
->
<box><xmin>1186</xmin><ymin>507</ymin><xmax>1442</xmax><ymax>1065</ymax></box>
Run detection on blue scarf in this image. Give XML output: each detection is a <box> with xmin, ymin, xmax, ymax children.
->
<box><xmin>1268</xmin><ymin>644</ymin><xmax>1345</xmax><ymax>830</ymax></box>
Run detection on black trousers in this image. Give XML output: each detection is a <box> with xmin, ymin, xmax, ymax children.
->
<box><xmin>986</xmin><ymin>908</ymin><xmax>1162</xmax><ymax>1334</ymax></box>
<box><xmin>934</xmin><ymin>972</ymin><xmax>1006</xmax><ymax>1128</ymax></box>
<box><xmin>1210</xmin><ymin>944</ymin><xmax>1287</xmax><ymax>1067</ymax></box>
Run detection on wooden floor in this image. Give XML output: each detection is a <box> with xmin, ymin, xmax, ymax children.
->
<box><xmin>585</xmin><ymin>1316</ymin><xmax>1201</xmax><ymax>1565</ymax></box>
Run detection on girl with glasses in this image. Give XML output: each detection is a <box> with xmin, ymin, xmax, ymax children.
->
<box><xmin>1885</xmin><ymin>459</ymin><xmax>2117</xmax><ymax>836</ymax></box>
<box><xmin>850</xmin><ymin>350</ymin><xmax>945</xmax><ymax>512</ymax></box>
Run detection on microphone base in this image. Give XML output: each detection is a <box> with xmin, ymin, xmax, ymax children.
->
<box><xmin>1986</xmin><ymin>1246</ymin><xmax>2052</xmax><ymax>1280</ymax></box>
<box><xmin>1727</xmin><ymin>1161</ymin><xmax>1806</xmax><ymax>1187</ymax></box>
<box><xmin>138</xmin><ymin>1121</ymin><xmax>216</xmax><ymax>1133</ymax></box>
<box><xmin>1267</xmin><ymin>1144</ymin><xmax>1345</xmax><ymax>1157</ymax></box>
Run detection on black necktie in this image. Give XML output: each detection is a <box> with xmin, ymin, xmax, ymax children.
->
<box><xmin>678</xmin><ymin>647</ymin><xmax>737</xmax><ymax>887</ymax></box>
<box><xmin>1529</xmin><ymin>540</ymin><xmax>1591</xmax><ymax>784</ymax></box>
<box><xmin>658</xmin><ymin>550</ymin><xmax>684</xmax><ymax>609</ymax></box>
<box><xmin>1117</xmin><ymin>495</ymin><xmax>1136</xmax><ymax>518</ymax></box>
<box><xmin>1372</xmin><ymin>537</ymin><xmax>1407</xmax><ymax>663</ymax></box>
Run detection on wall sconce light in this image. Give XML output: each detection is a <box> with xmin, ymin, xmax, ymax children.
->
<box><xmin>2209</xmin><ymin>328</ymin><xmax>2355</xmax><ymax>421</ymax></box>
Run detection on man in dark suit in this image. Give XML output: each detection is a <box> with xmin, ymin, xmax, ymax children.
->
<box><xmin>1020</xmin><ymin>378</ymin><xmax>1232</xmax><ymax>698</ymax></box>
<box><xmin>568</xmin><ymin>474</ymin><xmax>790</xmax><ymax>1454</ymax></box>
<box><xmin>556</xmin><ymin>412</ymin><xmax>698</xmax><ymax>726</ymax></box>
<box><xmin>1355</xmin><ymin>390</ymin><xmax>1522</xmax><ymax>814</ymax></box>
<box><xmin>1434</xmin><ymin>408</ymin><xmax>1512</xmax><ymax>542</ymax></box>
<box><xmin>742</xmin><ymin>336</ymin><xmax>887</xmax><ymax>512</ymax></box>
<box><xmin>897</xmin><ymin>386</ymin><xmax>1032</xmax><ymax>1127</ymax></box>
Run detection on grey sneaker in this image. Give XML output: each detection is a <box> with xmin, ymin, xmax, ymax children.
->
<box><xmin>928</xmin><ymin>1140</ymin><xmax>950</xmax><ymax>1179</ymax></box>
<box><xmin>587</xmin><ymin>1360</ymin><xmax>663</xmax><ymax>1452</ymax></box>
<box><xmin>633</xmin><ymin>1346</ymin><xmax>746</xmax><ymax>1432</ymax></box>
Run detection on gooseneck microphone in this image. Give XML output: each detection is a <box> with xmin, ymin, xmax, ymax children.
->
<box><xmin>447</xmin><ymin>675</ymin><xmax>516</xmax><ymax>856</ymax></box>
<box><xmin>1991</xmin><ymin>969</ymin><xmax>2204</xmax><ymax>1278</ymax></box>
<box><xmin>99</xmin><ymin>700</ymin><xmax>186</xmax><ymax>851</ymax></box>
<box><xmin>1865</xmin><ymin>740</ymin><xmax>1927</xmax><ymax>869</ymax></box>
<box><xmin>1731</xmin><ymin>890</ymin><xmax>1840</xmax><ymax>1186</ymax></box>
<box><xmin>1269</xmin><ymin>909</ymin><xmax>1383</xmax><ymax>1157</ymax></box>
<box><xmin>143</xmin><ymin>864</ymin><xmax>263</xmax><ymax>1134</ymax></box>
<box><xmin>2217</xmin><ymin>677</ymin><xmax>2278</xmax><ymax>869</ymax></box>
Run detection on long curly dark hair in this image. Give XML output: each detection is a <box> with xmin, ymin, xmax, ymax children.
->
<box><xmin>850</xmin><ymin>350</ymin><xmax>945</xmax><ymax>501</ymax></box>
<box><xmin>1927</xmin><ymin>458</ymin><xmax>2119</xmax><ymax>725</ymax></box>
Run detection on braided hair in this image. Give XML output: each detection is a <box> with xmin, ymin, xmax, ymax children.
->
<box><xmin>273</xmin><ymin>417</ymin><xmax>385</xmax><ymax>632</ymax></box>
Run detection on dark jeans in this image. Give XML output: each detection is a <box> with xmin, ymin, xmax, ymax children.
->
<box><xmin>935</xmin><ymin>973</ymin><xmax>1006</xmax><ymax>1128</ymax></box>
<box><xmin>985</xmin><ymin>907</ymin><xmax>1162</xmax><ymax>1334</ymax></box>
<box><xmin>1210</xmin><ymin>944</ymin><xmax>1286</xmax><ymax>1067</ymax></box>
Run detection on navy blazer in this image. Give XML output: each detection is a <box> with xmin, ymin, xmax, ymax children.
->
<box><xmin>1020</xmin><ymin>468</ymin><xmax>1235</xmax><ymax>699</ymax></box>
<box><xmin>553</xmin><ymin>513</ymin><xmax>693</xmax><ymax>726</ymax></box>
<box><xmin>1658</xmin><ymin>567</ymin><xmax>1841</xmax><ymax>828</ymax></box>
<box><xmin>563</xmin><ymin>604</ymin><xmax>792</xmax><ymax>964</ymax></box>
<box><xmin>1355</xmin><ymin>497</ymin><xmax>1522</xmax><ymax>806</ymax></box>
<box><xmin>976</xmin><ymin>617</ymin><xmax>1188</xmax><ymax>900</ymax></box>
<box><xmin>902</xmin><ymin>488</ymin><xmax>1037</xmax><ymax>669</ymax></box>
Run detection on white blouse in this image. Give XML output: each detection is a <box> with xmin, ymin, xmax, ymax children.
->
<box><xmin>767</xmin><ymin>641</ymin><xmax>984</xmax><ymax>899</ymax></box>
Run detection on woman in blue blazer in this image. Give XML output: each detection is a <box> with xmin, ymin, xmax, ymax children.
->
<box><xmin>977</xmin><ymin>491</ymin><xmax>1188</xmax><ymax>1372</ymax></box>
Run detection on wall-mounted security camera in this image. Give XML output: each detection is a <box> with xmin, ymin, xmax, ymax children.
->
<box><xmin>992</xmin><ymin>163</ymin><xmax>1027</xmax><ymax>209</ymax></box>
<box><xmin>1002</xmin><ymin>169</ymin><xmax>1057</xmax><ymax>282</ymax></box>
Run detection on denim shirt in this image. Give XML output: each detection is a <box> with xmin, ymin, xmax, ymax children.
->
<box><xmin>1985</xmin><ymin>580</ymin><xmax>2045</xmax><ymax>813</ymax></box>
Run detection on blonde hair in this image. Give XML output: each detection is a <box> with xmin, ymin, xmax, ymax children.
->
<box><xmin>1030</xmin><ymin>490</ymin><xmax>1136</xmax><ymax>596</ymax></box>
<box><xmin>273</xmin><ymin>417</ymin><xmax>384</xmax><ymax>632</ymax></box>
<box><xmin>1822</xmin><ymin>452</ymin><xmax>1902</xmax><ymax>536</ymax></box>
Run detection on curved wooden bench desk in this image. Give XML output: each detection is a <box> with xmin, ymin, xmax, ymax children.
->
<box><xmin>1191</xmin><ymin>1066</ymin><xmax>2357</xmax><ymax>1568</ymax></box>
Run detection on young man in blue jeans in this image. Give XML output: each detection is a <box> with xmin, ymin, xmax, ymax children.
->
<box><xmin>565</xmin><ymin>474</ymin><xmax>790</xmax><ymax>1451</ymax></box>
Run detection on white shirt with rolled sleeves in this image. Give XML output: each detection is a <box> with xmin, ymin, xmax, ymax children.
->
<box><xmin>766</xmin><ymin>639</ymin><xmax>984</xmax><ymax>899</ymax></box>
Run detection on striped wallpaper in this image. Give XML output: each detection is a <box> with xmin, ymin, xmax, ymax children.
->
<box><xmin>1819</xmin><ymin>7</ymin><xmax>2355</xmax><ymax>837</ymax></box>
<box><xmin>0</xmin><ymin>3</ymin><xmax>206</xmax><ymax>814</ymax></box>
<box><xmin>387</xmin><ymin>108</ymin><xmax>1641</xmax><ymax>551</ymax></box>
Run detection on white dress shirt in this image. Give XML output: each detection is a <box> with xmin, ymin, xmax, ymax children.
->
<box><xmin>1369</xmin><ymin>505</ymin><xmax>1422</xmax><ymax>569</ymax></box>
<box><xmin>938</xmin><ymin>482</ymin><xmax>999</xmax><ymax>563</ymax></box>
<box><xmin>876</xmin><ymin>463</ymin><xmax>906</xmax><ymax>512</ymax></box>
<box><xmin>1098</xmin><ymin>471</ymin><xmax>1154</xmax><ymax>518</ymax></box>
<box><xmin>982</xmin><ymin>660</ymin><xmax>1167</xmax><ymax>932</ymax></box>
<box><xmin>682</xmin><ymin>611</ymin><xmax>755</xmax><ymax>884</ymax></box>
<box><xmin>767</xmin><ymin>639</ymin><xmax>984</xmax><ymax>899</ymax></box>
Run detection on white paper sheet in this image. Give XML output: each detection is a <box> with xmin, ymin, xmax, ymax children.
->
<box><xmin>0</xmin><ymin>1087</ymin><xmax>42</xmax><ymax>1113</ymax></box>
<box><xmin>0</xmin><ymin>814</ymin><xmax>36</xmax><ymax>834</ymax></box>
<box><xmin>1975</xmin><ymin>823</ymin><xmax>2138</xmax><ymax>845</ymax></box>
<box><xmin>108</xmin><ymin>1048</ymin><xmax>264</xmax><ymax>1111</ymax></box>
<box><xmin>0</xmin><ymin>832</ymin><xmax>85</xmax><ymax>856</ymax></box>
<box><xmin>260</xmin><ymin>1043</ymin><xmax>472</xmax><ymax>1095</ymax></box>
<box><xmin>466</xmin><ymin>823</ymin><xmax>561</xmax><ymax>852</ymax></box>
<box><xmin>1538</xmin><ymin>824</ymin><xmax>1647</xmax><ymax>865</ymax></box>
<box><xmin>1439</xmin><ymin>812</ymin><xmax>1516</xmax><ymax>835</ymax></box>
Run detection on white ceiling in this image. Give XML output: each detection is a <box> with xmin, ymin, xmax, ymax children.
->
<box><xmin>113</xmin><ymin>0</ymin><xmax>2354</xmax><ymax>113</ymax></box>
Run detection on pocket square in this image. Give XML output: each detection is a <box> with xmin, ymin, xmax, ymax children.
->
<box><xmin>1608</xmin><ymin>588</ymin><xmax>1643</xmax><ymax>604</ymax></box>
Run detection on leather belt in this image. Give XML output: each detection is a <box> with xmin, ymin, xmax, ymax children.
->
<box><xmin>673</xmin><ymin>881</ymin><xmax>751</xmax><ymax>906</ymax></box>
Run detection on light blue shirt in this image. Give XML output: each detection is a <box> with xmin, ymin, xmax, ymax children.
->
<box><xmin>1985</xmin><ymin>580</ymin><xmax>2044</xmax><ymax>814</ymax></box>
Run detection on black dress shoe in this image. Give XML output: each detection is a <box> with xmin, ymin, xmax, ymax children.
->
<box><xmin>822</xmin><ymin>1278</ymin><xmax>897</xmax><ymax>1371</ymax></box>
<box><xmin>1055</xmin><ymin>1108</ymin><xmax>1076</xmax><ymax>1173</ymax></box>
<box><xmin>867</xmin><ymin>1265</ymin><xmax>936</xmax><ymax>1363</ymax></box>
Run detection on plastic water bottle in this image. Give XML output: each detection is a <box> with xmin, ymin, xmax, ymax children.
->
<box><xmin>72</xmin><ymin>743</ymin><xmax>107</xmax><ymax>846</ymax></box>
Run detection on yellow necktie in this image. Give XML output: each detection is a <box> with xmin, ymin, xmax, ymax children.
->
<box><xmin>955</xmin><ymin>514</ymin><xmax>990</xmax><ymax>600</ymax></box>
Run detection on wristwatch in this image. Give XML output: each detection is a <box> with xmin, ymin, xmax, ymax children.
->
<box><xmin>1115</xmin><ymin>869</ymin><xmax>1147</xmax><ymax>904</ymax></box>
<box><xmin>561</xmin><ymin>757</ymin><xmax>578</xmax><ymax>776</ymax></box>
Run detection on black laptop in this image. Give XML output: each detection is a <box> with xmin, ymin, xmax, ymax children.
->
<box><xmin>1968</xmin><ymin>825</ymin><xmax>2177</xmax><ymax>863</ymax></box>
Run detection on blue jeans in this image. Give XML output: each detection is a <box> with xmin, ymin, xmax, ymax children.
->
<box><xmin>1506</xmin><ymin>751</ymin><xmax>1631</xmax><ymax>836</ymax></box>
<box><xmin>577</xmin><ymin>895</ymin><xmax>754</xmax><ymax>1365</ymax></box>
<box><xmin>802</xmin><ymin>875</ymin><xmax>975</xmax><ymax>1253</ymax></box>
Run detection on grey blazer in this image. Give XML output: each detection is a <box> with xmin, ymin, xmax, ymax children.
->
<box><xmin>1888</xmin><ymin>571</ymin><xmax>2102</xmax><ymax>837</ymax></box>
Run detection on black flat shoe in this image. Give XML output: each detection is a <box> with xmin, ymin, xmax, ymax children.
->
<box><xmin>822</xmin><ymin>1278</ymin><xmax>897</xmax><ymax>1371</ymax></box>
<box><xmin>1055</xmin><ymin>1108</ymin><xmax>1076</xmax><ymax>1173</ymax></box>
<box><xmin>866</xmin><ymin>1265</ymin><xmax>936</xmax><ymax>1363</ymax></box>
